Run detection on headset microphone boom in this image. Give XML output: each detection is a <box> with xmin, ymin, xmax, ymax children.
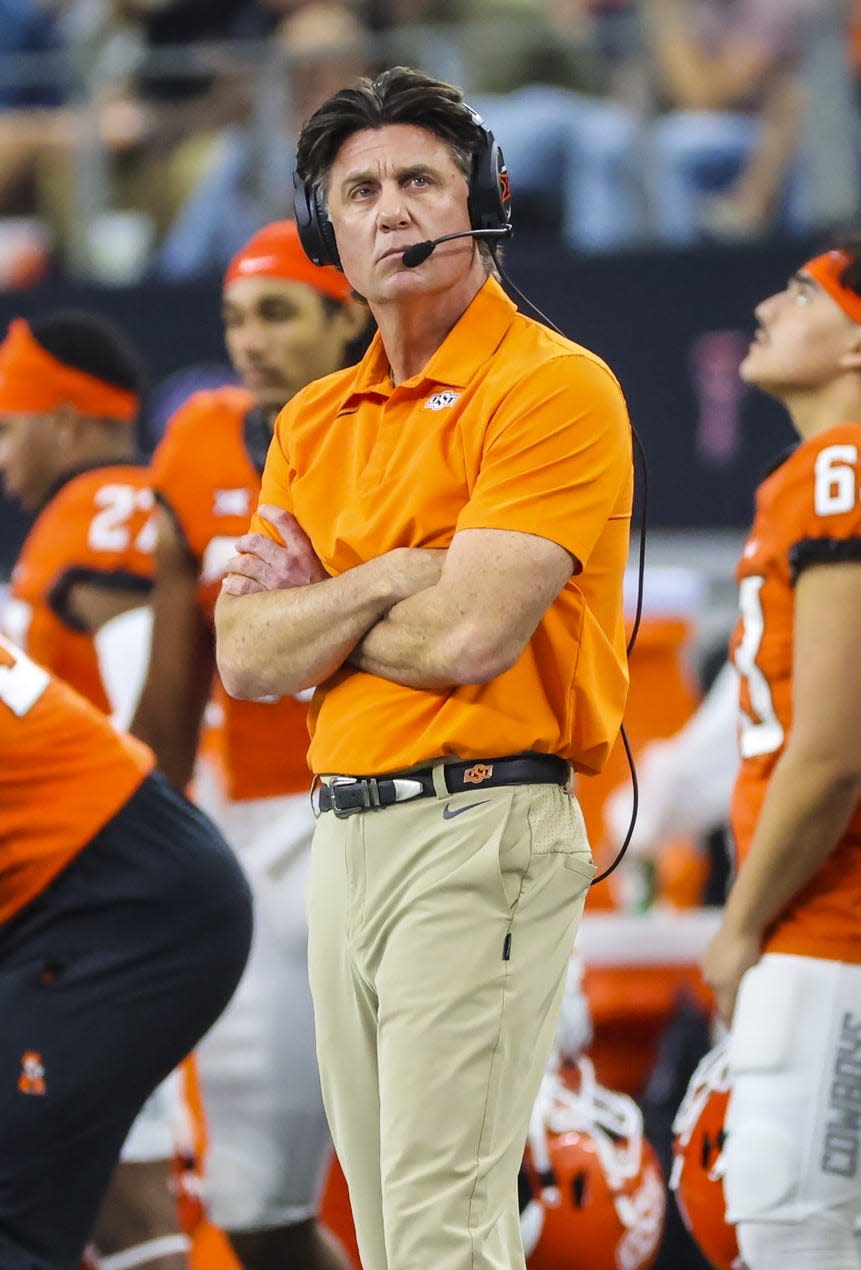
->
<box><xmin>401</xmin><ymin>226</ymin><xmax>514</xmax><ymax>268</ymax></box>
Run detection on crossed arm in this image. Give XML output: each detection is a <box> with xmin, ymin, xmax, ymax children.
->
<box><xmin>214</xmin><ymin>505</ymin><xmax>574</xmax><ymax>699</ymax></box>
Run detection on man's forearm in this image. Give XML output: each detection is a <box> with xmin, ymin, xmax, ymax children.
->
<box><xmin>215</xmin><ymin>554</ymin><xmax>414</xmax><ymax>699</ymax></box>
<box><xmin>723</xmin><ymin>747</ymin><xmax>861</xmax><ymax>939</ymax></box>
<box><xmin>350</xmin><ymin>585</ymin><xmax>506</xmax><ymax>690</ymax></box>
<box><xmin>349</xmin><ymin>592</ymin><xmax>458</xmax><ymax>690</ymax></box>
<box><xmin>350</xmin><ymin>529</ymin><xmax>569</xmax><ymax>690</ymax></box>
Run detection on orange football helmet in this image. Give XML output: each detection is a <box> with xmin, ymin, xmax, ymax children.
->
<box><xmin>523</xmin><ymin>1058</ymin><xmax>666</xmax><ymax>1270</ymax></box>
<box><xmin>670</xmin><ymin>1039</ymin><xmax>745</xmax><ymax>1270</ymax></box>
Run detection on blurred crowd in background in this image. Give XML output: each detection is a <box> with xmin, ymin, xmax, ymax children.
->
<box><xmin>0</xmin><ymin>0</ymin><xmax>857</xmax><ymax>287</ymax></box>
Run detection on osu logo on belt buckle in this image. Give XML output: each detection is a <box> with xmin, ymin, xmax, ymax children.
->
<box><xmin>463</xmin><ymin>763</ymin><xmax>494</xmax><ymax>785</ymax></box>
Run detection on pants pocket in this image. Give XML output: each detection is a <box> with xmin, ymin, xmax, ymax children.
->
<box><xmin>527</xmin><ymin>785</ymin><xmax>595</xmax><ymax>882</ymax></box>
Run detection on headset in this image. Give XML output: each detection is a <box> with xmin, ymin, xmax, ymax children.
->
<box><xmin>292</xmin><ymin>105</ymin><xmax>512</xmax><ymax>270</ymax></box>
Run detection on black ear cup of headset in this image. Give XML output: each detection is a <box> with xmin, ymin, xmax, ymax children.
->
<box><xmin>465</xmin><ymin>108</ymin><xmax>512</xmax><ymax>234</ymax></box>
<box><xmin>292</xmin><ymin>170</ymin><xmax>341</xmax><ymax>268</ymax></box>
<box><xmin>292</xmin><ymin>107</ymin><xmax>511</xmax><ymax>270</ymax></box>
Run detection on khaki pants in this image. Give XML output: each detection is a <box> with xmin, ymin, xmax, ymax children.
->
<box><xmin>307</xmin><ymin>774</ymin><xmax>594</xmax><ymax>1270</ymax></box>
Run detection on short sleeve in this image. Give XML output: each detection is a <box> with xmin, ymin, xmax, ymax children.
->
<box><xmin>148</xmin><ymin>397</ymin><xmax>212</xmax><ymax>562</ymax></box>
<box><xmin>456</xmin><ymin>354</ymin><xmax>632</xmax><ymax>568</ymax></box>
<box><xmin>149</xmin><ymin>400</ymin><xmax>196</xmax><ymax>502</ymax></box>
<box><xmin>780</xmin><ymin>429</ymin><xmax>861</xmax><ymax>582</ymax></box>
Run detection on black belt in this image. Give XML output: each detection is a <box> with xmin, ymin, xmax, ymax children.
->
<box><xmin>316</xmin><ymin>753</ymin><xmax>570</xmax><ymax>818</ymax></box>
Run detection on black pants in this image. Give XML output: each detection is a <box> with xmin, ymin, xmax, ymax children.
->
<box><xmin>0</xmin><ymin>771</ymin><xmax>253</xmax><ymax>1270</ymax></box>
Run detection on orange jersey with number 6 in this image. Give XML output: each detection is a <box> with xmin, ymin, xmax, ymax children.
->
<box><xmin>729</xmin><ymin>423</ymin><xmax>861</xmax><ymax>961</ymax></box>
<box><xmin>151</xmin><ymin>388</ymin><xmax>311</xmax><ymax>800</ymax></box>
<box><xmin>3</xmin><ymin>465</ymin><xmax>155</xmax><ymax>709</ymax></box>
<box><xmin>0</xmin><ymin>634</ymin><xmax>154</xmax><ymax>924</ymax></box>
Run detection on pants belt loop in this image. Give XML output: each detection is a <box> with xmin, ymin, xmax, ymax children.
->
<box><xmin>430</xmin><ymin>760</ymin><xmax>449</xmax><ymax>799</ymax></box>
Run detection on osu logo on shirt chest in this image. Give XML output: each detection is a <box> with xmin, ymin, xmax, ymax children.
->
<box><xmin>424</xmin><ymin>391</ymin><xmax>461</xmax><ymax>412</ymax></box>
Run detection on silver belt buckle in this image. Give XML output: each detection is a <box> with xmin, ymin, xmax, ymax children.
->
<box><xmin>331</xmin><ymin>776</ymin><xmax>380</xmax><ymax>819</ymax></box>
<box><xmin>310</xmin><ymin>775</ymin><xmax>323</xmax><ymax>819</ymax></box>
<box><xmin>391</xmin><ymin>778</ymin><xmax>426</xmax><ymax>803</ymax></box>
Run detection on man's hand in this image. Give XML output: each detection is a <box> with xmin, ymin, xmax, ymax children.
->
<box><xmin>221</xmin><ymin>504</ymin><xmax>328</xmax><ymax>596</ymax></box>
<box><xmin>702</xmin><ymin>921</ymin><xmax>762</xmax><ymax>1024</ymax></box>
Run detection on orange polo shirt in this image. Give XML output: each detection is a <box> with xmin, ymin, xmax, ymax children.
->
<box><xmin>253</xmin><ymin>277</ymin><xmax>633</xmax><ymax>777</ymax></box>
<box><xmin>0</xmin><ymin>634</ymin><xmax>154</xmax><ymax>924</ymax></box>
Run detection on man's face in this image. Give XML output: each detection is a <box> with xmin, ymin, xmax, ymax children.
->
<box><xmin>325</xmin><ymin>124</ymin><xmax>478</xmax><ymax>304</ymax></box>
<box><xmin>740</xmin><ymin>271</ymin><xmax>861</xmax><ymax>395</ymax></box>
<box><xmin>222</xmin><ymin>276</ymin><xmax>352</xmax><ymax>413</ymax></box>
<box><xmin>0</xmin><ymin>411</ymin><xmax>57</xmax><ymax>511</ymax></box>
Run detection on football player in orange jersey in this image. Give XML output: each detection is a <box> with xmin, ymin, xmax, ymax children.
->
<box><xmin>0</xmin><ymin>311</ymin><xmax>207</xmax><ymax>1270</ymax></box>
<box><xmin>699</xmin><ymin>242</ymin><xmax>861</xmax><ymax>1270</ymax></box>
<box><xmin>0</xmin><ymin>311</ymin><xmax>154</xmax><ymax>723</ymax></box>
<box><xmin>130</xmin><ymin>221</ymin><xmax>366</xmax><ymax>1270</ymax></box>
<box><xmin>0</xmin><ymin>632</ymin><xmax>252</xmax><ymax>1270</ymax></box>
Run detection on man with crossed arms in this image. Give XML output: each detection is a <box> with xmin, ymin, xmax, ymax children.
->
<box><xmin>216</xmin><ymin>64</ymin><xmax>632</xmax><ymax>1270</ymax></box>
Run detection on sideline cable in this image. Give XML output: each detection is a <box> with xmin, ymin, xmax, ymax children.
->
<box><xmin>497</xmin><ymin>262</ymin><xmax>649</xmax><ymax>886</ymax></box>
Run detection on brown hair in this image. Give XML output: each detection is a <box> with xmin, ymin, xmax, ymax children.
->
<box><xmin>295</xmin><ymin>65</ymin><xmax>483</xmax><ymax>197</ymax></box>
<box><xmin>295</xmin><ymin>65</ymin><xmax>503</xmax><ymax>278</ymax></box>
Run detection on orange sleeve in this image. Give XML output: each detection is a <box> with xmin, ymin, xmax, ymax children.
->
<box><xmin>150</xmin><ymin>396</ymin><xmax>214</xmax><ymax>562</ymax></box>
<box><xmin>23</xmin><ymin>470</ymin><xmax>154</xmax><ymax>603</ymax></box>
<box><xmin>782</xmin><ymin>427</ymin><xmax>861</xmax><ymax>575</ymax></box>
<box><xmin>7</xmin><ymin>469</ymin><xmax>155</xmax><ymax>707</ymax></box>
<box><xmin>455</xmin><ymin>354</ymin><xmax>632</xmax><ymax>568</ymax></box>
<box><xmin>149</xmin><ymin>400</ymin><xmax>193</xmax><ymax>492</ymax></box>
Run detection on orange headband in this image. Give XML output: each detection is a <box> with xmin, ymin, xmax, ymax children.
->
<box><xmin>224</xmin><ymin>220</ymin><xmax>352</xmax><ymax>302</ymax></box>
<box><xmin>0</xmin><ymin>319</ymin><xmax>139</xmax><ymax>422</ymax></box>
<box><xmin>803</xmin><ymin>251</ymin><xmax>861</xmax><ymax>325</ymax></box>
